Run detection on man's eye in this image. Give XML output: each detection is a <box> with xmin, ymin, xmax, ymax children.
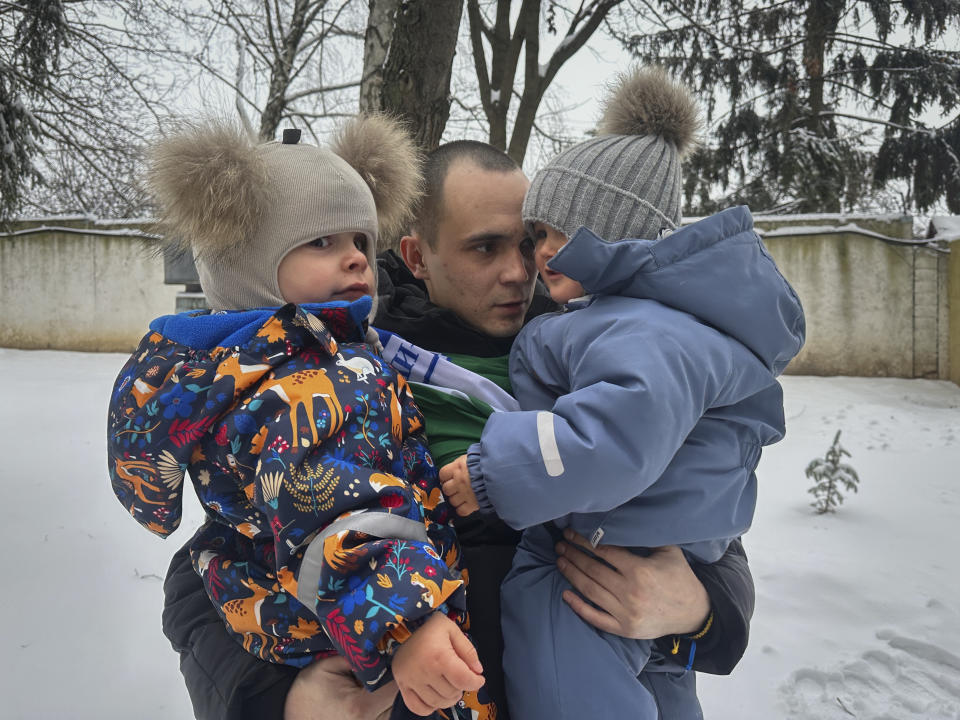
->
<box><xmin>520</xmin><ymin>237</ymin><xmax>535</xmax><ymax>257</ymax></box>
<box><xmin>474</xmin><ymin>243</ymin><xmax>493</xmax><ymax>254</ymax></box>
<box><xmin>309</xmin><ymin>237</ymin><xmax>331</xmax><ymax>248</ymax></box>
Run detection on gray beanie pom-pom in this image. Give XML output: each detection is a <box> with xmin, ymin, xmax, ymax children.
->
<box><xmin>597</xmin><ymin>66</ymin><xmax>700</xmax><ymax>156</ymax></box>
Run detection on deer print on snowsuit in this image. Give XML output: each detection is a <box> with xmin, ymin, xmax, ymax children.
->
<box><xmin>257</xmin><ymin>367</ymin><xmax>344</xmax><ymax>449</ymax></box>
<box><xmin>108</xmin><ymin>301</ymin><xmax>466</xmax><ymax>689</ymax></box>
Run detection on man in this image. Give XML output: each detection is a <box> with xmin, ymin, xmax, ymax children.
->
<box><xmin>161</xmin><ymin>141</ymin><xmax>754</xmax><ymax>720</ymax></box>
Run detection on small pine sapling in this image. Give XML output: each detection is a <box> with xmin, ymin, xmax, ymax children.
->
<box><xmin>805</xmin><ymin>430</ymin><xmax>860</xmax><ymax>514</ymax></box>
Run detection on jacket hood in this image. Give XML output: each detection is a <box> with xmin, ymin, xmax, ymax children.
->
<box><xmin>149</xmin><ymin>296</ymin><xmax>372</xmax><ymax>351</ymax></box>
<box><xmin>549</xmin><ymin>205</ymin><xmax>805</xmax><ymax>375</ymax></box>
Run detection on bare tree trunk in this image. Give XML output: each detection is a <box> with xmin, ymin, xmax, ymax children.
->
<box><xmin>802</xmin><ymin>0</ymin><xmax>842</xmax><ymax>137</ymax></box>
<box><xmin>468</xmin><ymin>0</ymin><xmax>623</xmax><ymax>166</ymax></box>
<box><xmin>359</xmin><ymin>0</ymin><xmax>399</xmax><ymax>113</ymax></box>
<box><xmin>259</xmin><ymin>0</ymin><xmax>326</xmax><ymax>140</ymax></box>
<box><xmin>361</xmin><ymin>0</ymin><xmax>463</xmax><ymax>150</ymax></box>
<box><xmin>467</xmin><ymin>0</ymin><xmax>528</xmax><ymax>152</ymax></box>
<box><xmin>801</xmin><ymin>0</ymin><xmax>844</xmax><ymax>211</ymax></box>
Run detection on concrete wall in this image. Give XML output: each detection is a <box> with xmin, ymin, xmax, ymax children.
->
<box><xmin>1</xmin><ymin>215</ymin><xmax>958</xmax><ymax>384</ymax></box>
<box><xmin>0</xmin><ymin>218</ymin><xmax>179</xmax><ymax>352</ymax></box>
<box><xmin>950</xmin><ymin>240</ymin><xmax>960</xmax><ymax>386</ymax></box>
<box><xmin>763</xmin><ymin>232</ymin><xmax>948</xmax><ymax>377</ymax></box>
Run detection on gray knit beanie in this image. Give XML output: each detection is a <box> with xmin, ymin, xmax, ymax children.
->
<box><xmin>148</xmin><ymin>114</ymin><xmax>421</xmax><ymax>311</ymax></box>
<box><xmin>523</xmin><ymin>66</ymin><xmax>699</xmax><ymax>242</ymax></box>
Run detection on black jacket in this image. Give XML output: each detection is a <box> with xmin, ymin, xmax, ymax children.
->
<box><xmin>162</xmin><ymin>250</ymin><xmax>755</xmax><ymax>720</ymax></box>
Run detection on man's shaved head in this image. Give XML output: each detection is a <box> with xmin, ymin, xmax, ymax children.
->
<box><xmin>414</xmin><ymin>140</ymin><xmax>520</xmax><ymax>247</ymax></box>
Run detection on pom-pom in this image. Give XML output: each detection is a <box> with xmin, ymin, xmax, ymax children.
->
<box><xmin>331</xmin><ymin>113</ymin><xmax>423</xmax><ymax>240</ymax></box>
<box><xmin>597</xmin><ymin>66</ymin><xmax>700</xmax><ymax>157</ymax></box>
<box><xmin>146</xmin><ymin>119</ymin><xmax>272</xmax><ymax>258</ymax></box>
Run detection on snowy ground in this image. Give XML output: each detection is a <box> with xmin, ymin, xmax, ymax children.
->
<box><xmin>1</xmin><ymin>348</ymin><xmax>958</xmax><ymax>720</ymax></box>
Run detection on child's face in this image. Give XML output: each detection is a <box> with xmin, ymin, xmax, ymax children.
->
<box><xmin>277</xmin><ymin>231</ymin><xmax>375</xmax><ymax>305</ymax></box>
<box><xmin>532</xmin><ymin>221</ymin><xmax>584</xmax><ymax>304</ymax></box>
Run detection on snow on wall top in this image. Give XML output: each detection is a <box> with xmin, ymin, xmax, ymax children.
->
<box><xmin>2</xmin><ymin>215</ymin><xmax>159</xmax><ymax>240</ymax></box>
<box><xmin>928</xmin><ymin>216</ymin><xmax>960</xmax><ymax>243</ymax></box>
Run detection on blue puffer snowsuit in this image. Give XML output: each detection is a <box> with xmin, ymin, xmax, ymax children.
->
<box><xmin>466</xmin><ymin>206</ymin><xmax>805</xmax><ymax>720</ymax></box>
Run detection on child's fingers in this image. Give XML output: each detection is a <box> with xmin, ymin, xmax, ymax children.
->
<box><xmin>451</xmin><ymin>495</ymin><xmax>478</xmax><ymax>516</ymax></box>
<box><xmin>438</xmin><ymin>633</ymin><xmax>484</xmax><ymax>691</ymax></box>
<box><xmin>423</xmin><ymin>676</ymin><xmax>466</xmax><ymax>708</ymax></box>
<box><xmin>453</xmin><ymin>500</ymin><xmax>475</xmax><ymax>517</ymax></box>
<box><xmin>399</xmin><ymin>685</ymin><xmax>433</xmax><ymax>716</ymax></box>
<box><xmin>440</xmin><ymin>477</ymin><xmax>460</xmax><ymax>495</ymax></box>
<box><xmin>440</xmin><ymin>659</ymin><xmax>484</xmax><ymax>694</ymax></box>
<box><xmin>440</xmin><ymin>476</ymin><xmax>481</xmax><ymax>516</ymax></box>
<box><xmin>441</xmin><ymin>483</ymin><xmax>477</xmax><ymax>516</ymax></box>
<box><xmin>438</xmin><ymin>454</ymin><xmax>467</xmax><ymax>483</ymax></box>
<box><xmin>449</xmin><ymin>627</ymin><xmax>484</xmax><ymax>676</ymax></box>
<box><xmin>441</xmin><ymin>483</ymin><xmax>463</xmax><ymax>505</ymax></box>
<box><xmin>418</xmin><ymin>681</ymin><xmax>461</xmax><ymax>714</ymax></box>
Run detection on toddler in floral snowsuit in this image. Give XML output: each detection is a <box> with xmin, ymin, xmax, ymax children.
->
<box><xmin>108</xmin><ymin>116</ymin><xmax>490</xmax><ymax>719</ymax></box>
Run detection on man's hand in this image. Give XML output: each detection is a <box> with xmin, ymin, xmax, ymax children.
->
<box><xmin>555</xmin><ymin>529</ymin><xmax>711</xmax><ymax>639</ymax></box>
<box><xmin>284</xmin><ymin>654</ymin><xmax>397</xmax><ymax>720</ymax></box>
<box><xmin>439</xmin><ymin>455</ymin><xmax>480</xmax><ymax>516</ymax></box>
<box><xmin>391</xmin><ymin>613</ymin><xmax>485</xmax><ymax>716</ymax></box>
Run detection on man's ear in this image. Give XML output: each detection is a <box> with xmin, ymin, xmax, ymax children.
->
<box><xmin>399</xmin><ymin>233</ymin><xmax>429</xmax><ymax>280</ymax></box>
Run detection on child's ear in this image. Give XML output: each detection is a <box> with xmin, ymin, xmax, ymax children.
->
<box><xmin>399</xmin><ymin>234</ymin><xmax>429</xmax><ymax>280</ymax></box>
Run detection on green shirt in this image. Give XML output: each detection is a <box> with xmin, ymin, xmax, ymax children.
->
<box><xmin>409</xmin><ymin>353</ymin><xmax>512</xmax><ymax>467</ymax></box>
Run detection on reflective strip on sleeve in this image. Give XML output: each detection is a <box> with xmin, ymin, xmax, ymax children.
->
<box><xmin>297</xmin><ymin>512</ymin><xmax>431</xmax><ymax>611</ymax></box>
<box><xmin>536</xmin><ymin>411</ymin><xmax>564</xmax><ymax>477</ymax></box>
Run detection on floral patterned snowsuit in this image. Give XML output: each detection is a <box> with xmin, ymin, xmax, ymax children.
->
<box><xmin>108</xmin><ymin>299</ymin><xmax>466</xmax><ymax>692</ymax></box>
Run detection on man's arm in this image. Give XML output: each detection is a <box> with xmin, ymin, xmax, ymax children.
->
<box><xmin>671</xmin><ymin>539</ymin><xmax>754</xmax><ymax>675</ymax></box>
<box><xmin>162</xmin><ymin>543</ymin><xmax>297</xmax><ymax>720</ymax></box>
<box><xmin>555</xmin><ymin>532</ymin><xmax>754</xmax><ymax>675</ymax></box>
<box><xmin>163</xmin><ymin>543</ymin><xmax>400</xmax><ymax>720</ymax></box>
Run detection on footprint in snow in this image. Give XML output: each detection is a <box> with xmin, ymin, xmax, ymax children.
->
<box><xmin>778</xmin><ymin>633</ymin><xmax>960</xmax><ymax>719</ymax></box>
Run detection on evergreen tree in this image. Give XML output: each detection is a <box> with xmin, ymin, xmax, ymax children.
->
<box><xmin>615</xmin><ymin>0</ymin><xmax>960</xmax><ymax>214</ymax></box>
<box><xmin>806</xmin><ymin>430</ymin><xmax>860</xmax><ymax>514</ymax></box>
<box><xmin>0</xmin><ymin>0</ymin><xmax>68</xmax><ymax>221</ymax></box>
<box><xmin>1</xmin><ymin>2</ymin><xmax>169</xmax><ymax>221</ymax></box>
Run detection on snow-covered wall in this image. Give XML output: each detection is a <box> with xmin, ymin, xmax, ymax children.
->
<box><xmin>1</xmin><ymin>214</ymin><xmax>958</xmax><ymax>383</ymax></box>
<box><xmin>754</xmin><ymin>214</ymin><xmax>951</xmax><ymax>380</ymax></box>
<box><xmin>0</xmin><ymin>218</ymin><xmax>179</xmax><ymax>352</ymax></box>
<box><xmin>945</xmin><ymin>229</ymin><xmax>960</xmax><ymax>386</ymax></box>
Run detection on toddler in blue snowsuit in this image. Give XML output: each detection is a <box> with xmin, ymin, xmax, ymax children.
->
<box><xmin>440</xmin><ymin>67</ymin><xmax>805</xmax><ymax>720</ymax></box>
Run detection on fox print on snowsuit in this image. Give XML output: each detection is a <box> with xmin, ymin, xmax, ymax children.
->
<box><xmin>107</xmin><ymin>296</ymin><xmax>466</xmax><ymax>690</ymax></box>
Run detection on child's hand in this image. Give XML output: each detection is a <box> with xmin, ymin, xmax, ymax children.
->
<box><xmin>391</xmin><ymin>612</ymin><xmax>484</xmax><ymax>716</ymax></box>
<box><xmin>439</xmin><ymin>455</ymin><xmax>479</xmax><ymax>516</ymax></box>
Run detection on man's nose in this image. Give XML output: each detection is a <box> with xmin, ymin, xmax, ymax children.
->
<box><xmin>501</xmin><ymin>245</ymin><xmax>533</xmax><ymax>284</ymax></box>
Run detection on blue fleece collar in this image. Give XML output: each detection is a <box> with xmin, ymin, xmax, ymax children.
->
<box><xmin>149</xmin><ymin>296</ymin><xmax>372</xmax><ymax>350</ymax></box>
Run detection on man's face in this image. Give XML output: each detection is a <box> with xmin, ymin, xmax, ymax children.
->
<box><xmin>406</xmin><ymin>162</ymin><xmax>536</xmax><ymax>337</ymax></box>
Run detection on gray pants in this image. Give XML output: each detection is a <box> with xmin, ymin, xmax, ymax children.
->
<box><xmin>500</xmin><ymin>524</ymin><xmax>703</xmax><ymax>720</ymax></box>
